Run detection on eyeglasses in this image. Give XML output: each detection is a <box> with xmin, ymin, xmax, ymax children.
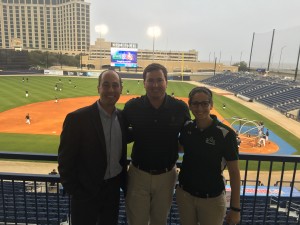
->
<box><xmin>190</xmin><ymin>100</ymin><xmax>210</xmax><ymax>108</ymax></box>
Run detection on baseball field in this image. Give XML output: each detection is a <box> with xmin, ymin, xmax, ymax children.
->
<box><xmin>0</xmin><ymin>75</ymin><xmax>299</xmax><ymax>172</ymax></box>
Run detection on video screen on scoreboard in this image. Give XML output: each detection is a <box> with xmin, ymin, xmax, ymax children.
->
<box><xmin>110</xmin><ymin>47</ymin><xmax>138</xmax><ymax>68</ymax></box>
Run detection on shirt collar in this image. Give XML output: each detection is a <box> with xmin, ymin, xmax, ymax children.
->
<box><xmin>193</xmin><ymin>114</ymin><xmax>219</xmax><ymax>130</ymax></box>
<box><xmin>97</xmin><ymin>100</ymin><xmax>117</xmax><ymax>118</ymax></box>
<box><xmin>144</xmin><ymin>94</ymin><xmax>169</xmax><ymax>109</ymax></box>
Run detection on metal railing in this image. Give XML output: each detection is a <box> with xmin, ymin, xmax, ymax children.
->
<box><xmin>1</xmin><ymin>152</ymin><xmax>300</xmax><ymax>225</ymax></box>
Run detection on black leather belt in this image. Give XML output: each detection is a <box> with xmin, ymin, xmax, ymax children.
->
<box><xmin>179</xmin><ymin>184</ymin><xmax>224</xmax><ymax>198</ymax></box>
<box><xmin>103</xmin><ymin>174</ymin><xmax>120</xmax><ymax>184</ymax></box>
<box><xmin>132</xmin><ymin>162</ymin><xmax>174</xmax><ymax>175</ymax></box>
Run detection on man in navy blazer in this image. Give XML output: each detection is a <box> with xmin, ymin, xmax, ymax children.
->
<box><xmin>58</xmin><ymin>70</ymin><xmax>127</xmax><ymax>225</ymax></box>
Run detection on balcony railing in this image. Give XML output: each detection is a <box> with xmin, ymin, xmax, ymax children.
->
<box><xmin>0</xmin><ymin>152</ymin><xmax>299</xmax><ymax>225</ymax></box>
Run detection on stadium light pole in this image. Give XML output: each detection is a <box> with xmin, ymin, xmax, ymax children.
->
<box><xmin>240</xmin><ymin>51</ymin><xmax>243</xmax><ymax>63</ymax></box>
<box><xmin>213</xmin><ymin>57</ymin><xmax>217</xmax><ymax>75</ymax></box>
<box><xmin>278</xmin><ymin>45</ymin><xmax>287</xmax><ymax>72</ymax></box>
<box><xmin>147</xmin><ymin>26</ymin><xmax>161</xmax><ymax>61</ymax></box>
<box><xmin>95</xmin><ymin>24</ymin><xmax>108</xmax><ymax>70</ymax></box>
<box><xmin>239</xmin><ymin>51</ymin><xmax>244</xmax><ymax>70</ymax></box>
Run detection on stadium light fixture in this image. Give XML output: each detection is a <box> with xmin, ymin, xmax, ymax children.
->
<box><xmin>147</xmin><ymin>26</ymin><xmax>161</xmax><ymax>61</ymax></box>
<box><xmin>95</xmin><ymin>24</ymin><xmax>109</xmax><ymax>70</ymax></box>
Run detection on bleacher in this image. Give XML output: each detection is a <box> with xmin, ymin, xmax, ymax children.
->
<box><xmin>239</xmin><ymin>196</ymin><xmax>300</xmax><ymax>225</ymax></box>
<box><xmin>0</xmin><ymin>180</ymin><xmax>69</xmax><ymax>224</ymax></box>
<box><xmin>1</xmin><ymin>152</ymin><xmax>300</xmax><ymax>225</ymax></box>
<box><xmin>201</xmin><ymin>73</ymin><xmax>300</xmax><ymax>114</ymax></box>
<box><xmin>2</xmin><ymin>182</ymin><xmax>299</xmax><ymax>225</ymax></box>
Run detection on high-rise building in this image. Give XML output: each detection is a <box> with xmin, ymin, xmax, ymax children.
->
<box><xmin>0</xmin><ymin>0</ymin><xmax>90</xmax><ymax>53</ymax></box>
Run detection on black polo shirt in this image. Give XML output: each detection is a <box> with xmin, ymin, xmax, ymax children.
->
<box><xmin>123</xmin><ymin>94</ymin><xmax>190</xmax><ymax>170</ymax></box>
<box><xmin>178</xmin><ymin>115</ymin><xmax>239</xmax><ymax>194</ymax></box>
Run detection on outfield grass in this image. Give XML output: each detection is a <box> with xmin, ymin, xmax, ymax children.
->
<box><xmin>0</xmin><ymin>75</ymin><xmax>196</xmax><ymax>154</ymax></box>
<box><xmin>0</xmin><ymin>75</ymin><xmax>299</xmax><ymax>170</ymax></box>
<box><xmin>0</xmin><ymin>133</ymin><xmax>59</xmax><ymax>153</ymax></box>
<box><xmin>0</xmin><ymin>76</ymin><xmax>195</xmax><ymax>112</ymax></box>
<box><xmin>0</xmin><ymin>76</ymin><xmax>98</xmax><ymax>112</ymax></box>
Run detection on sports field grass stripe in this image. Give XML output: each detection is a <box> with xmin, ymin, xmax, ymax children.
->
<box><xmin>0</xmin><ymin>76</ymin><xmax>299</xmax><ymax>161</ymax></box>
<box><xmin>0</xmin><ymin>133</ymin><xmax>59</xmax><ymax>154</ymax></box>
<box><xmin>0</xmin><ymin>76</ymin><xmax>197</xmax><ymax>112</ymax></box>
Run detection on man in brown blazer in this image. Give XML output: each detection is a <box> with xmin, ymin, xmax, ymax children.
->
<box><xmin>58</xmin><ymin>70</ymin><xmax>127</xmax><ymax>225</ymax></box>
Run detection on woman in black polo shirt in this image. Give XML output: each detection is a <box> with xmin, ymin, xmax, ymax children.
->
<box><xmin>176</xmin><ymin>86</ymin><xmax>241</xmax><ymax>225</ymax></box>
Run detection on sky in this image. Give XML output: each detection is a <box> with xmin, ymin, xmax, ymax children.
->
<box><xmin>89</xmin><ymin>0</ymin><xmax>300</xmax><ymax>66</ymax></box>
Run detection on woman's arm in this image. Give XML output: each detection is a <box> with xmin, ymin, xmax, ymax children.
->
<box><xmin>225</xmin><ymin>160</ymin><xmax>241</xmax><ymax>225</ymax></box>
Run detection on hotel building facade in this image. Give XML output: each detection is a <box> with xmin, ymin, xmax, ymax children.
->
<box><xmin>0</xmin><ymin>0</ymin><xmax>237</xmax><ymax>72</ymax></box>
<box><xmin>0</xmin><ymin>0</ymin><xmax>90</xmax><ymax>54</ymax></box>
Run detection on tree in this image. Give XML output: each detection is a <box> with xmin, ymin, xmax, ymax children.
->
<box><xmin>28</xmin><ymin>51</ymin><xmax>80</xmax><ymax>69</ymax></box>
<box><xmin>232</xmin><ymin>61</ymin><xmax>248</xmax><ymax>72</ymax></box>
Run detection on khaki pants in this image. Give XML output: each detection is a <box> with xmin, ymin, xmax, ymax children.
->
<box><xmin>126</xmin><ymin>164</ymin><xmax>177</xmax><ymax>225</ymax></box>
<box><xmin>176</xmin><ymin>187</ymin><xmax>226</xmax><ymax>225</ymax></box>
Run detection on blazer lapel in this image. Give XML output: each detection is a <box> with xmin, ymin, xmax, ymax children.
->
<box><xmin>90</xmin><ymin>101</ymin><xmax>106</xmax><ymax>154</ymax></box>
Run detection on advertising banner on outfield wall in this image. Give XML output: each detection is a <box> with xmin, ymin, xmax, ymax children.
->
<box><xmin>44</xmin><ymin>70</ymin><xmax>100</xmax><ymax>77</ymax></box>
<box><xmin>86</xmin><ymin>72</ymin><xmax>100</xmax><ymax>77</ymax></box>
<box><xmin>44</xmin><ymin>70</ymin><xmax>64</xmax><ymax>75</ymax></box>
<box><xmin>63</xmin><ymin>71</ymin><xmax>87</xmax><ymax>76</ymax></box>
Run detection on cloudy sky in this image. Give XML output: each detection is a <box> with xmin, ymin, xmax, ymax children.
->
<box><xmin>89</xmin><ymin>0</ymin><xmax>300</xmax><ymax>66</ymax></box>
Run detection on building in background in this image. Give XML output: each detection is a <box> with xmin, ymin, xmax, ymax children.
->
<box><xmin>0</xmin><ymin>0</ymin><xmax>236</xmax><ymax>73</ymax></box>
<box><xmin>0</xmin><ymin>0</ymin><xmax>90</xmax><ymax>54</ymax></box>
<box><xmin>83</xmin><ymin>38</ymin><xmax>238</xmax><ymax>73</ymax></box>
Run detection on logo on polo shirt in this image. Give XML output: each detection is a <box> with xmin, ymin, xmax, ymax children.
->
<box><xmin>205</xmin><ymin>137</ymin><xmax>216</xmax><ymax>145</ymax></box>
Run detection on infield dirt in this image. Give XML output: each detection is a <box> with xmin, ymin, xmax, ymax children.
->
<box><xmin>0</xmin><ymin>94</ymin><xmax>279</xmax><ymax>155</ymax></box>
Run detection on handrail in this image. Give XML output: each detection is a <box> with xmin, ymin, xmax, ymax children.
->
<box><xmin>239</xmin><ymin>153</ymin><xmax>300</xmax><ymax>162</ymax></box>
<box><xmin>0</xmin><ymin>151</ymin><xmax>57</xmax><ymax>161</ymax></box>
<box><xmin>0</xmin><ymin>151</ymin><xmax>299</xmax><ymax>163</ymax></box>
<box><xmin>0</xmin><ymin>172</ymin><xmax>59</xmax><ymax>182</ymax></box>
<box><xmin>1</xmin><ymin>151</ymin><xmax>300</xmax><ymax>225</ymax></box>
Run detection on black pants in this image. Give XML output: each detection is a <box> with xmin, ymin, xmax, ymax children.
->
<box><xmin>70</xmin><ymin>175</ymin><xmax>121</xmax><ymax>225</ymax></box>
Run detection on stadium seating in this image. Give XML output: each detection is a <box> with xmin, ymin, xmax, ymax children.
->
<box><xmin>0</xmin><ymin>181</ymin><xmax>69</xmax><ymax>224</ymax></box>
<box><xmin>1</xmin><ymin>152</ymin><xmax>299</xmax><ymax>225</ymax></box>
<box><xmin>1</xmin><ymin>180</ymin><xmax>300</xmax><ymax>225</ymax></box>
<box><xmin>201</xmin><ymin>73</ymin><xmax>300</xmax><ymax>114</ymax></box>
